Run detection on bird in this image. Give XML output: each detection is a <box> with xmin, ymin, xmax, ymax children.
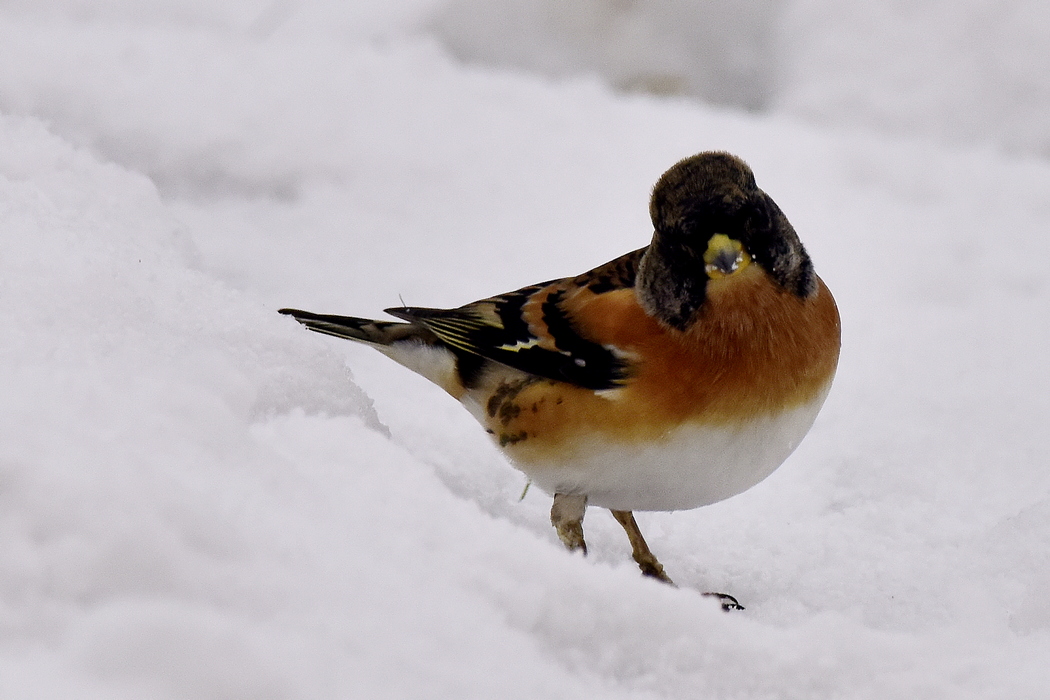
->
<box><xmin>280</xmin><ymin>152</ymin><xmax>840</xmax><ymax>607</ymax></box>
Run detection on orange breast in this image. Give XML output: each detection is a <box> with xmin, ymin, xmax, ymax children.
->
<box><xmin>482</xmin><ymin>265</ymin><xmax>841</xmax><ymax>460</ymax></box>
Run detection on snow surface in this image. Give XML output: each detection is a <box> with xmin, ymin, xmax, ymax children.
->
<box><xmin>435</xmin><ymin>0</ymin><xmax>1050</xmax><ymax>157</ymax></box>
<box><xmin>2</xmin><ymin>2</ymin><xmax>1050</xmax><ymax>698</ymax></box>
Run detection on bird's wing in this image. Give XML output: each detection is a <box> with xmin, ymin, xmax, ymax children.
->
<box><xmin>386</xmin><ymin>249</ymin><xmax>645</xmax><ymax>390</ymax></box>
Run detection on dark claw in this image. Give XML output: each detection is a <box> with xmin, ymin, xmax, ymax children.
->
<box><xmin>702</xmin><ymin>592</ymin><xmax>744</xmax><ymax>611</ymax></box>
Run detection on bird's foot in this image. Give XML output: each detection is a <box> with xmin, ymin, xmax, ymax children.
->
<box><xmin>609</xmin><ymin>509</ymin><xmax>675</xmax><ymax>585</ymax></box>
<box><xmin>555</xmin><ymin>521</ymin><xmax>587</xmax><ymax>554</ymax></box>
<box><xmin>636</xmin><ymin>557</ymin><xmax>674</xmax><ymax>585</ymax></box>
<box><xmin>550</xmin><ymin>493</ymin><xmax>588</xmax><ymax>554</ymax></box>
<box><xmin>702</xmin><ymin>592</ymin><xmax>744</xmax><ymax>611</ymax></box>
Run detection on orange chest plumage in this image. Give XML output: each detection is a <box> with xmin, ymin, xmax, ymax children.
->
<box><xmin>474</xmin><ymin>265</ymin><xmax>840</xmax><ymax>453</ymax></box>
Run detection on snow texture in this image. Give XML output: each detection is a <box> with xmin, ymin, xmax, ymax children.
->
<box><xmin>2</xmin><ymin>2</ymin><xmax>1050</xmax><ymax>698</ymax></box>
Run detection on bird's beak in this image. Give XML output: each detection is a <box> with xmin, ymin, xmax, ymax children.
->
<box><xmin>703</xmin><ymin>234</ymin><xmax>751</xmax><ymax>278</ymax></box>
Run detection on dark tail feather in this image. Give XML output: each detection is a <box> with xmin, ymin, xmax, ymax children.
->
<box><xmin>279</xmin><ymin>308</ymin><xmax>433</xmax><ymax>346</ymax></box>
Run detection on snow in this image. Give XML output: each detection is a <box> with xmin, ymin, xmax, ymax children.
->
<box><xmin>2</xmin><ymin>2</ymin><xmax>1050</xmax><ymax>698</ymax></box>
<box><xmin>773</xmin><ymin>0</ymin><xmax>1050</xmax><ymax>156</ymax></box>
<box><xmin>435</xmin><ymin>0</ymin><xmax>1050</xmax><ymax>157</ymax></box>
<box><xmin>433</xmin><ymin>0</ymin><xmax>777</xmax><ymax>109</ymax></box>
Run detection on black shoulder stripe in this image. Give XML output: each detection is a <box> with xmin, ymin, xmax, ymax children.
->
<box><xmin>538</xmin><ymin>289</ymin><xmax>629</xmax><ymax>389</ymax></box>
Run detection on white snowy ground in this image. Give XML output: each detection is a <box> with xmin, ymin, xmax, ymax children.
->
<box><xmin>3</xmin><ymin>3</ymin><xmax>1050</xmax><ymax>698</ymax></box>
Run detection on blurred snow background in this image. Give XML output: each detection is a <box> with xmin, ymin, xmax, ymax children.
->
<box><xmin>2</xmin><ymin>1</ymin><xmax>1050</xmax><ymax>698</ymax></box>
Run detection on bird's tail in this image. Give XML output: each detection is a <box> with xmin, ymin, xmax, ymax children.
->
<box><xmin>278</xmin><ymin>308</ymin><xmax>433</xmax><ymax>347</ymax></box>
<box><xmin>280</xmin><ymin>307</ymin><xmax>465</xmax><ymax>394</ymax></box>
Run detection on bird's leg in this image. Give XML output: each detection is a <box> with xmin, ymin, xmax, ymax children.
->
<box><xmin>609</xmin><ymin>509</ymin><xmax>674</xmax><ymax>585</ymax></box>
<box><xmin>550</xmin><ymin>493</ymin><xmax>588</xmax><ymax>554</ymax></box>
<box><xmin>609</xmin><ymin>511</ymin><xmax>742</xmax><ymax>609</ymax></box>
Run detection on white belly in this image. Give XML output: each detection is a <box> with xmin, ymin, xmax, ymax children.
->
<box><xmin>512</xmin><ymin>384</ymin><xmax>832</xmax><ymax>512</ymax></box>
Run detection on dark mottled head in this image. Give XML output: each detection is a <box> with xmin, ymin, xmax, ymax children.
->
<box><xmin>636</xmin><ymin>152</ymin><xmax>816</xmax><ymax>329</ymax></box>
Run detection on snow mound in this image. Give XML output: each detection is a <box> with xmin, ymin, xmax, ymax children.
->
<box><xmin>2</xmin><ymin>3</ymin><xmax>1050</xmax><ymax>698</ymax></box>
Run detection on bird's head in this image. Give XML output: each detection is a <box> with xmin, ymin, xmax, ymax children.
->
<box><xmin>637</xmin><ymin>152</ymin><xmax>816</xmax><ymax>329</ymax></box>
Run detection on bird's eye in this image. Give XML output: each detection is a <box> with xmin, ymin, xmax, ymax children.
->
<box><xmin>703</xmin><ymin>234</ymin><xmax>751</xmax><ymax>279</ymax></box>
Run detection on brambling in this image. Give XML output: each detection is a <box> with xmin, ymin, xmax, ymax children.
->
<box><xmin>281</xmin><ymin>152</ymin><xmax>840</xmax><ymax>605</ymax></box>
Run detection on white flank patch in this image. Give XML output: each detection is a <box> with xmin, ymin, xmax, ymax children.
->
<box><xmin>377</xmin><ymin>341</ymin><xmax>461</xmax><ymax>395</ymax></box>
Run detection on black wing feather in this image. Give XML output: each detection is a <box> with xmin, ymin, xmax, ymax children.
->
<box><xmin>383</xmin><ymin>251</ymin><xmax>644</xmax><ymax>391</ymax></box>
<box><xmin>385</xmin><ymin>294</ymin><xmax>628</xmax><ymax>391</ymax></box>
